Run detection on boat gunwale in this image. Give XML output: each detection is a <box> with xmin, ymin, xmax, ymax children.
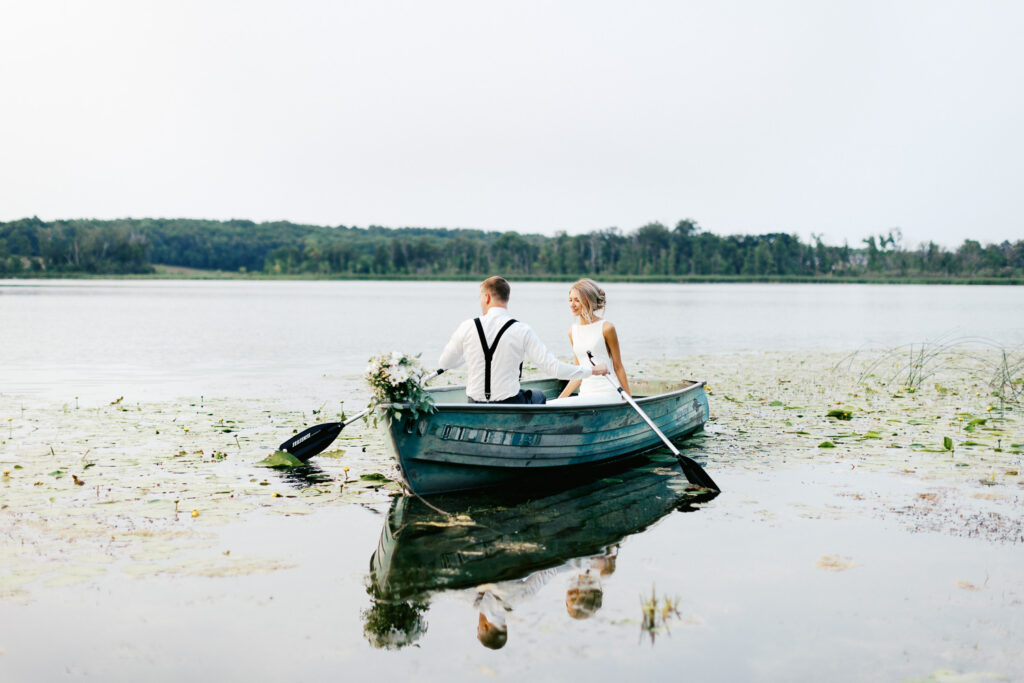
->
<box><xmin>381</xmin><ymin>377</ymin><xmax>706</xmax><ymax>413</ymax></box>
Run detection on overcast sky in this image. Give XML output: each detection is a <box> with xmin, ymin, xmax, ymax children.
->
<box><xmin>1</xmin><ymin>1</ymin><xmax>1021</xmax><ymax>247</ymax></box>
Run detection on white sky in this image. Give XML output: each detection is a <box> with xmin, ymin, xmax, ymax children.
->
<box><xmin>1</xmin><ymin>1</ymin><xmax>1021</xmax><ymax>248</ymax></box>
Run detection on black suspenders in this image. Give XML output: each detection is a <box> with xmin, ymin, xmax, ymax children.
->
<box><xmin>473</xmin><ymin>317</ymin><xmax>518</xmax><ymax>401</ymax></box>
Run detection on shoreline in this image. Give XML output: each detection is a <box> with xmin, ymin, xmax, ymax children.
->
<box><xmin>1</xmin><ymin>267</ymin><xmax>1021</xmax><ymax>286</ymax></box>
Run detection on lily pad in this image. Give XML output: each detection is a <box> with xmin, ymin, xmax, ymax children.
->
<box><xmin>256</xmin><ymin>451</ymin><xmax>305</xmax><ymax>470</ymax></box>
<box><xmin>964</xmin><ymin>418</ymin><xmax>987</xmax><ymax>433</ymax></box>
<box><xmin>818</xmin><ymin>441</ymin><xmax>836</xmax><ymax>449</ymax></box>
<box><xmin>826</xmin><ymin>409</ymin><xmax>853</xmax><ymax>420</ymax></box>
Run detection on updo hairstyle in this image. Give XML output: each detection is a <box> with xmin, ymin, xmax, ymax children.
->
<box><xmin>570</xmin><ymin>278</ymin><xmax>606</xmax><ymax>323</ymax></box>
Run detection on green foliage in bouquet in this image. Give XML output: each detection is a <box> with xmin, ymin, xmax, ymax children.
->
<box><xmin>364</xmin><ymin>351</ymin><xmax>436</xmax><ymax>425</ymax></box>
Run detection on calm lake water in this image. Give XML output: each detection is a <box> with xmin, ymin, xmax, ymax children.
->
<box><xmin>1</xmin><ymin>279</ymin><xmax>1022</xmax><ymax>403</ymax></box>
<box><xmin>2</xmin><ymin>279</ymin><xmax>1023</xmax><ymax>681</ymax></box>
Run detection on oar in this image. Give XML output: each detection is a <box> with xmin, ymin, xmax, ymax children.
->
<box><xmin>587</xmin><ymin>352</ymin><xmax>719</xmax><ymax>492</ymax></box>
<box><xmin>279</xmin><ymin>369</ymin><xmax>444</xmax><ymax>461</ymax></box>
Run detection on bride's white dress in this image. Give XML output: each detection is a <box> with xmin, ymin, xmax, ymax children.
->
<box><xmin>547</xmin><ymin>320</ymin><xmax>623</xmax><ymax>406</ymax></box>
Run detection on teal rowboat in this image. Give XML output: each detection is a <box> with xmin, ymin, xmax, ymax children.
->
<box><xmin>380</xmin><ymin>376</ymin><xmax>709</xmax><ymax>496</ymax></box>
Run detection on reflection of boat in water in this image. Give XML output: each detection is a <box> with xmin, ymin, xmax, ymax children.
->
<box><xmin>380</xmin><ymin>377</ymin><xmax>709</xmax><ymax>495</ymax></box>
<box><xmin>369</xmin><ymin>452</ymin><xmax>718</xmax><ymax>603</ymax></box>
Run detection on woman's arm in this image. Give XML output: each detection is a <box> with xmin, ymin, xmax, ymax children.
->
<box><xmin>603</xmin><ymin>322</ymin><xmax>630</xmax><ymax>396</ymax></box>
<box><xmin>557</xmin><ymin>331</ymin><xmax>583</xmax><ymax>399</ymax></box>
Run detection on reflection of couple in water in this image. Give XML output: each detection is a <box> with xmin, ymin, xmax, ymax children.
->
<box><xmin>360</xmin><ymin>455</ymin><xmax>721</xmax><ymax>650</ymax></box>
<box><xmin>362</xmin><ymin>546</ymin><xmax>619</xmax><ymax>650</ymax></box>
<box><xmin>472</xmin><ymin>545</ymin><xmax>619</xmax><ymax>650</ymax></box>
<box><xmin>438</xmin><ymin>276</ymin><xmax>631</xmax><ymax>405</ymax></box>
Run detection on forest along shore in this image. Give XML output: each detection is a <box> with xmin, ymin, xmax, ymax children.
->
<box><xmin>2</xmin><ymin>217</ymin><xmax>1022</xmax><ymax>282</ymax></box>
<box><xmin>0</xmin><ymin>348</ymin><xmax>1021</xmax><ymax>601</ymax></box>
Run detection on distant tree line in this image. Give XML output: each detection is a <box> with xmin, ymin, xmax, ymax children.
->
<box><xmin>1</xmin><ymin>216</ymin><xmax>1022</xmax><ymax>281</ymax></box>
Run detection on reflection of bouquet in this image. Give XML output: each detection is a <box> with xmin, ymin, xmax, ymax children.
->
<box><xmin>361</xmin><ymin>600</ymin><xmax>429</xmax><ymax>650</ymax></box>
<box><xmin>364</xmin><ymin>351</ymin><xmax>436</xmax><ymax>423</ymax></box>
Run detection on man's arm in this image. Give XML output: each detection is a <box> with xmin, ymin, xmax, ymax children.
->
<box><xmin>521</xmin><ymin>326</ymin><xmax>606</xmax><ymax>379</ymax></box>
<box><xmin>438</xmin><ymin>321</ymin><xmax>468</xmax><ymax>371</ymax></box>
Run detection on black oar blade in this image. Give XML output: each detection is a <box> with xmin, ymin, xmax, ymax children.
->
<box><xmin>279</xmin><ymin>421</ymin><xmax>344</xmax><ymax>461</ymax></box>
<box><xmin>674</xmin><ymin>452</ymin><xmax>720</xmax><ymax>492</ymax></box>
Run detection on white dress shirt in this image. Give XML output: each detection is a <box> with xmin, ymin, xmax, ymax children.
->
<box><xmin>439</xmin><ymin>307</ymin><xmax>593</xmax><ymax>402</ymax></box>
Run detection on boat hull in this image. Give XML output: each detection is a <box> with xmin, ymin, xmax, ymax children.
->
<box><xmin>381</xmin><ymin>377</ymin><xmax>709</xmax><ymax>496</ymax></box>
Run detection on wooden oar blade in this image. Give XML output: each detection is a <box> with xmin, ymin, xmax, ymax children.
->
<box><xmin>279</xmin><ymin>421</ymin><xmax>344</xmax><ymax>461</ymax></box>
<box><xmin>675</xmin><ymin>453</ymin><xmax>720</xmax><ymax>492</ymax></box>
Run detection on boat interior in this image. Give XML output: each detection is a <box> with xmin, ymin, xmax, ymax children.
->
<box><xmin>424</xmin><ymin>377</ymin><xmax>701</xmax><ymax>405</ymax></box>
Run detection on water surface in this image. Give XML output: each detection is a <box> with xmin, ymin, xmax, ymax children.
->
<box><xmin>1</xmin><ymin>279</ymin><xmax>1022</xmax><ymax>681</ymax></box>
<box><xmin>2</xmin><ymin>279</ymin><xmax>1021</xmax><ymax>402</ymax></box>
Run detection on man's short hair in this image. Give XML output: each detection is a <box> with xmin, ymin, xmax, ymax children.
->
<box><xmin>480</xmin><ymin>276</ymin><xmax>510</xmax><ymax>303</ymax></box>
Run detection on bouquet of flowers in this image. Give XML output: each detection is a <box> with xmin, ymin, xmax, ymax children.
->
<box><xmin>364</xmin><ymin>351</ymin><xmax>436</xmax><ymax>424</ymax></box>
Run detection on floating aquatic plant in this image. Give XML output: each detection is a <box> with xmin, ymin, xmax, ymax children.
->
<box><xmin>639</xmin><ymin>585</ymin><xmax>682</xmax><ymax>644</ymax></box>
<box><xmin>256</xmin><ymin>451</ymin><xmax>305</xmax><ymax>470</ymax></box>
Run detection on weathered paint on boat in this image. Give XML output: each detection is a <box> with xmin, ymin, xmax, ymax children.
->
<box><xmin>380</xmin><ymin>377</ymin><xmax>709</xmax><ymax>496</ymax></box>
<box><xmin>369</xmin><ymin>452</ymin><xmax>719</xmax><ymax>602</ymax></box>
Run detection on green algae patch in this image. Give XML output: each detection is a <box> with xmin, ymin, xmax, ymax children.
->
<box><xmin>0</xmin><ymin>392</ymin><xmax>402</xmax><ymax>603</ymax></box>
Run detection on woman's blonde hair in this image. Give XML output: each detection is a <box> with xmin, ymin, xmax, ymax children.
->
<box><xmin>570</xmin><ymin>278</ymin><xmax>606</xmax><ymax>323</ymax></box>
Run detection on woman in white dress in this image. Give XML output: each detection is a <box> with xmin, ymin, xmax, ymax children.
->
<box><xmin>549</xmin><ymin>279</ymin><xmax>631</xmax><ymax>405</ymax></box>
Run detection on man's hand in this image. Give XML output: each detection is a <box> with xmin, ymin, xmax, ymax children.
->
<box><xmin>591</xmin><ymin>362</ymin><xmax>609</xmax><ymax>376</ymax></box>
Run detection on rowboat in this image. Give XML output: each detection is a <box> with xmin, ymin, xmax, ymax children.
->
<box><xmin>379</xmin><ymin>376</ymin><xmax>709</xmax><ymax>496</ymax></box>
<box><xmin>369</xmin><ymin>452</ymin><xmax>718</xmax><ymax>604</ymax></box>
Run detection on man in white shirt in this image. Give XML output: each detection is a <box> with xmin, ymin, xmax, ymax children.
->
<box><xmin>439</xmin><ymin>276</ymin><xmax>608</xmax><ymax>404</ymax></box>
